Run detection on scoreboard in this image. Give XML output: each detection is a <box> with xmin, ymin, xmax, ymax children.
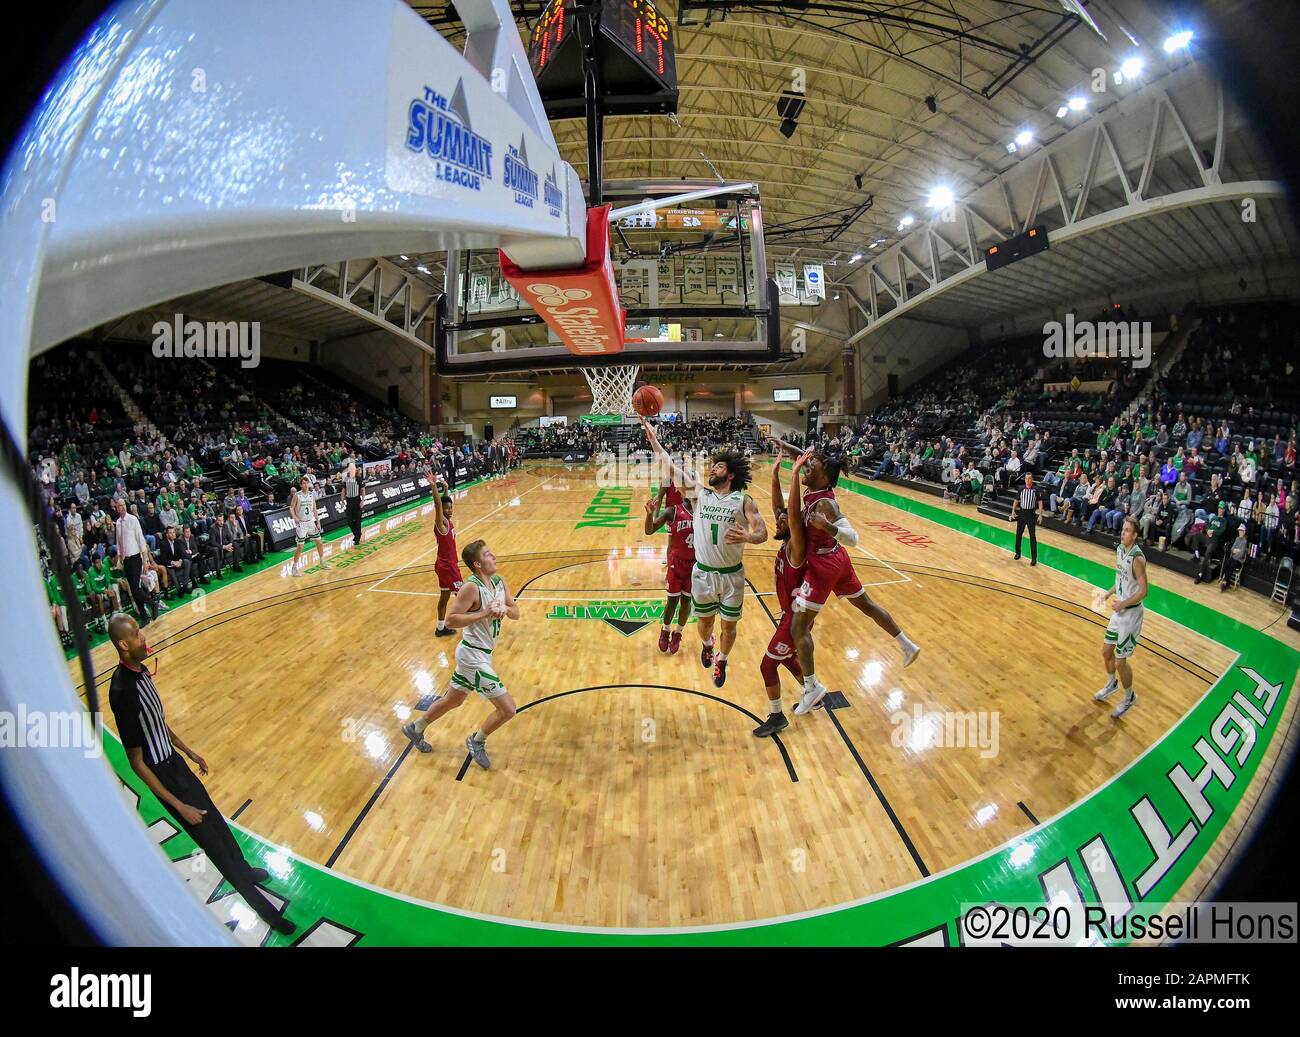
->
<box><xmin>527</xmin><ymin>0</ymin><xmax>678</xmax><ymax>117</ymax></box>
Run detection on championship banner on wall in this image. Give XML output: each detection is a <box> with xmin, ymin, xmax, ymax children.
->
<box><xmin>657</xmin><ymin>258</ymin><xmax>676</xmax><ymax>296</ymax></box>
<box><xmin>469</xmin><ymin>272</ymin><xmax>492</xmax><ymax>308</ymax></box>
<box><xmin>803</xmin><ymin>263</ymin><xmax>826</xmax><ymax>300</ymax></box>
<box><xmin>260</xmin><ymin>471</ymin><xmax>434</xmax><ymax>550</ymax></box>
<box><xmin>618</xmin><ymin>261</ymin><xmax>649</xmax><ymax>302</ymax></box>
<box><xmin>715</xmin><ymin>256</ymin><xmax>739</xmax><ymax>295</ymax></box>
<box><xmin>683</xmin><ymin>258</ymin><xmax>708</xmax><ymax>293</ymax></box>
<box><xmin>775</xmin><ymin>262</ymin><xmax>797</xmax><ymax>298</ymax></box>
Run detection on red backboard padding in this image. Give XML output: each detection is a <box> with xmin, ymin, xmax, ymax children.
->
<box><xmin>498</xmin><ymin>205</ymin><xmax>626</xmax><ymax>357</ymax></box>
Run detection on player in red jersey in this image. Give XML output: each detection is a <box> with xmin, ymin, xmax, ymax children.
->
<box><xmin>428</xmin><ymin>467</ymin><xmax>463</xmax><ymax>638</ymax></box>
<box><xmin>644</xmin><ymin>485</ymin><xmax>694</xmax><ymax>654</ymax></box>
<box><xmin>788</xmin><ymin>448</ymin><xmax>921</xmax><ymax>716</ymax></box>
<box><xmin>752</xmin><ymin>452</ymin><xmax>807</xmax><ymax>737</ymax></box>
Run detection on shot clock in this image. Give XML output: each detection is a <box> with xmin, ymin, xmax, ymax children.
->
<box><xmin>527</xmin><ymin>0</ymin><xmax>679</xmax><ymax>118</ymax></box>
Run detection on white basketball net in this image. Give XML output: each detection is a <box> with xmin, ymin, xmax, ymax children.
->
<box><xmin>581</xmin><ymin>364</ymin><xmax>639</xmax><ymax>415</ymax></box>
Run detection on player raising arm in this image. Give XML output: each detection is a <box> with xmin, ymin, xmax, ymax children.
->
<box><xmin>645</xmin><ymin>489</ymin><xmax>695</xmax><ymax>654</ymax></box>
<box><xmin>787</xmin><ymin>448</ymin><xmax>920</xmax><ymax>716</ymax></box>
<box><xmin>428</xmin><ymin>465</ymin><xmax>463</xmax><ymax>637</ymax></box>
<box><xmin>750</xmin><ymin>445</ymin><xmax>808</xmax><ymax>737</ymax></box>
<box><xmin>641</xmin><ymin>416</ymin><xmax>766</xmax><ymax>687</ymax></box>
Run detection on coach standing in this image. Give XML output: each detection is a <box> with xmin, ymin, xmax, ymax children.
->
<box><xmin>1011</xmin><ymin>472</ymin><xmax>1043</xmax><ymax>566</ymax></box>
<box><xmin>343</xmin><ymin>461</ymin><xmax>363</xmax><ymax>547</ymax></box>
<box><xmin>107</xmin><ymin>613</ymin><xmax>295</xmax><ymax>936</ymax></box>
<box><xmin>115</xmin><ymin>500</ymin><xmax>153</xmax><ymax>626</ymax></box>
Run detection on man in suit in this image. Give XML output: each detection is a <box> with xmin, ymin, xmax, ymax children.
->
<box><xmin>179</xmin><ymin>524</ymin><xmax>211</xmax><ymax>586</ymax></box>
<box><xmin>230</xmin><ymin>507</ymin><xmax>262</xmax><ymax>563</ymax></box>
<box><xmin>212</xmin><ymin>513</ymin><xmax>244</xmax><ymax>576</ymax></box>
<box><xmin>158</xmin><ymin>526</ymin><xmax>192</xmax><ymax>596</ymax></box>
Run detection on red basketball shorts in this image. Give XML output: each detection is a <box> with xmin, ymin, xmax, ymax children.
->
<box><xmin>760</xmin><ymin>610</ymin><xmax>804</xmax><ymax>685</ymax></box>
<box><xmin>435</xmin><ymin>562</ymin><xmax>464</xmax><ymax>592</ymax></box>
<box><xmin>665</xmin><ymin>553</ymin><xmax>694</xmax><ymax>596</ymax></box>
<box><xmin>794</xmin><ymin>547</ymin><xmax>864</xmax><ymax>612</ymax></box>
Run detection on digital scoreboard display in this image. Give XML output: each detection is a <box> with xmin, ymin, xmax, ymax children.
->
<box><xmin>603</xmin><ymin>0</ymin><xmax>674</xmax><ymax>84</ymax></box>
<box><xmin>490</xmin><ymin>395</ymin><xmax>518</xmax><ymax>409</ymax></box>
<box><xmin>528</xmin><ymin>0</ymin><xmax>678</xmax><ymax>117</ymax></box>
<box><xmin>773</xmin><ymin>388</ymin><xmax>801</xmax><ymax>402</ymax></box>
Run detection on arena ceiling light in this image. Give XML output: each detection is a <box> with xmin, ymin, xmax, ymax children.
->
<box><xmin>1015</xmin><ymin>130</ymin><xmax>1034</xmax><ymax>147</ymax></box>
<box><xmin>926</xmin><ymin>186</ymin><xmax>955</xmax><ymax>209</ymax></box>
<box><xmin>848</xmin><ymin>252</ymin><xmax>863</xmax><ymax>263</ymax></box>
<box><xmin>1163</xmin><ymin>30</ymin><xmax>1194</xmax><ymax>53</ymax></box>
<box><xmin>898</xmin><ymin>214</ymin><xmax>915</xmax><ymax>230</ymax></box>
<box><xmin>1055</xmin><ymin>104</ymin><xmax>1069</xmax><ymax>118</ymax></box>
<box><xmin>1120</xmin><ymin>56</ymin><xmax>1144</xmax><ymax>79</ymax></box>
<box><xmin>1068</xmin><ymin>96</ymin><xmax>1088</xmax><ymax>112</ymax></box>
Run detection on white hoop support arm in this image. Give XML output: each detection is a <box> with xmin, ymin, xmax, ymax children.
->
<box><xmin>0</xmin><ymin>0</ymin><xmax>589</xmax><ymax>946</ymax></box>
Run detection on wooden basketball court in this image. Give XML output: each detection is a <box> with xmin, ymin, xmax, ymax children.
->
<box><xmin>73</xmin><ymin>459</ymin><xmax>1299</xmax><ymax>942</ymax></box>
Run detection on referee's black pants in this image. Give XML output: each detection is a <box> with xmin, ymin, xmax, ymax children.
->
<box><xmin>153</xmin><ymin>753</ymin><xmax>285</xmax><ymax>925</ymax></box>
<box><xmin>346</xmin><ymin>497</ymin><xmax>362</xmax><ymax>544</ymax></box>
<box><xmin>1014</xmin><ymin>514</ymin><xmax>1038</xmax><ymax>562</ymax></box>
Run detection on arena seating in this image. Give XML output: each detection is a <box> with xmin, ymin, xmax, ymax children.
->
<box><xmin>820</xmin><ymin>301</ymin><xmax>1297</xmax><ymax>602</ymax></box>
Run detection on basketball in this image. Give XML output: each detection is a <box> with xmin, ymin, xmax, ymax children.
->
<box><xmin>632</xmin><ymin>384</ymin><xmax>664</xmax><ymax>416</ymax></box>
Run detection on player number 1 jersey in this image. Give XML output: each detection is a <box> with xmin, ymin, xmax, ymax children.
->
<box><xmin>693</xmin><ymin>488</ymin><xmax>746</xmax><ymax>570</ymax></box>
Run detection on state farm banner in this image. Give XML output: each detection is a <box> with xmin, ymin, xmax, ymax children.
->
<box><xmin>499</xmin><ymin>204</ymin><xmax>625</xmax><ymax>357</ymax></box>
<box><xmin>260</xmin><ymin>471</ymin><xmax>434</xmax><ymax>549</ymax></box>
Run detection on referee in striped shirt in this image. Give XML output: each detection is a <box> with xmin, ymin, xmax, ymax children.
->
<box><xmin>342</xmin><ymin>460</ymin><xmax>363</xmax><ymax>548</ymax></box>
<box><xmin>107</xmin><ymin>613</ymin><xmax>295</xmax><ymax>936</ymax></box>
<box><xmin>1011</xmin><ymin>473</ymin><xmax>1043</xmax><ymax>566</ymax></box>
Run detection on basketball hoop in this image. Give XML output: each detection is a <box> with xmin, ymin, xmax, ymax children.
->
<box><xmin>582</xmin><ymin>364</ymin><xmax>639</xmax><ymax>415</ymax></box>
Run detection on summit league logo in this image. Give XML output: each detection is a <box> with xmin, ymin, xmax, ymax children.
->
<box><xmin>405</xmin><ymin>78</ymin><xmax>493</xmax><ymax>191</ymax></box>
<box><xmin>504</xmin><ymin>136</ymin><xmax>539</xmax><ymax>209</ymax></box>
<box><xmin>402</xmin><ymin>77</ymin><xmax>563</xmax><ymax>221</ymax></box>
<box><xmin>544</xmin><ymin>166</ymin><xmax>564</xmax><ymax>218</ymax></box>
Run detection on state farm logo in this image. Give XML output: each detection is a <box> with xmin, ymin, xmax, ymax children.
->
<box><xmin>527</xmin><ymin>284</ymin><xmax>592</xmax><ymax>307</ymax></box>
<box><xmin>522</xmin><ymin>283</ymin><xmax>616</xmax><ymax>354</ymax></box>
